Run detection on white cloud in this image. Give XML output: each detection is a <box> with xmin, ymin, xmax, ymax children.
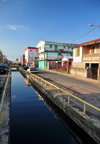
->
<box><xmin>0</xmin><ymin>25</ymin><xmax>28</xmax><ymax>30</ymax></box>
<box><xmin>25</xmin><ymin>27</ymin><xmax>28</xmax><ymax>29</ymax></box>
<box><xmin>7</xmin><ymin>25</ymin><xmax>28</xmax><ymax>30</ymax></box>
<box><xmin>8</xmin><ymin>25</ymin><xmax>16</xmax><ymax>30</ymax></box>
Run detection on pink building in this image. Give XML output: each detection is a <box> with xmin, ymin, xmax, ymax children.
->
<box><xmin>25</xmin><ymin>47</ymin><xmax>39</xmax><ymax>66</ymax></box>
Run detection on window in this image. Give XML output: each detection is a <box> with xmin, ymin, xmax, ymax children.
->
<box><xmin>68</xmin><ymin>46</ymin><xmax>70</xmax><ymax>49</ymax></box>
<box><xmin>63</xmin><ymin>46</ymin><xmax>65</xmax><ymax>49</ymax></box>
<box><xmin>85</xmin><ymin>63</ymin><xmax>89</xmax><ymax>68</ymax></box>
<box><xmin>30</xmin><ymin>50</ymin><xmax>32</xmax><ymax>52</ymax></box>
<box><xmin>39</xmin><ymin>47</ymin><xmax>41</xmax><ymax>50</ymax></box>
<box><xmin>55</xmin><ymin>45</ymin><xmax>57</xmax><ymax>51</ymax></box>
<box><xmin>75</xmin><ymin>48</ymin><xmax>80</xmax><ymax>57</ymax></box>
<box><xmin>91</xmin><ymin>46</ymin><xmax>94</xmax><ymax>53</ymax></box>
<box><xmin>50</xmin><ymin>45</ymin><xmax>52</xmax><ymax>48</ymax></box>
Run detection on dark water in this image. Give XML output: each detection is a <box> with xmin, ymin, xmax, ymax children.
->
<box><xmin>10</xmin><ymin>72</ymin><xmax>83</xmax><ymax>144</ymax></box>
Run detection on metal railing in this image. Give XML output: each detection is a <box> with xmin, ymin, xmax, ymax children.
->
<box><xmin>0</xmin><ymin>69</ymin><xmax>11</xmax><ymax>124</ymax></box>
<box><xmin>20</xmin><ymin>67</ymin><xmax>100</xmax><ymax>115</ymax></box>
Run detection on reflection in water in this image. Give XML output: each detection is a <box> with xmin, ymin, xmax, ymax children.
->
<box><xmin>26</xmin><ymin>81</ymin><xmax>82</xmax><ymax>143</ymax></box>
<box><xmin>24</xmin><ymin>78</ymin><xmax>30</xmax><ymax>86</ymax></box>
<box><xmin>35</xmin><ymin>90</ymin><xmax>81</xmax><ymax>144</ymax></box>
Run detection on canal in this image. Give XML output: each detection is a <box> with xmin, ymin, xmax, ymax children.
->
<box><xmin>10</xmin><ymin>71</ymin><xmax>85</xmax><ymax>144</ymax></box>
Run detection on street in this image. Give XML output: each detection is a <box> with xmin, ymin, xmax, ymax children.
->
<box><xmin>37</xmin><ymin>69</ymin><xmax>100</xmax><ymax>95</ymax></box>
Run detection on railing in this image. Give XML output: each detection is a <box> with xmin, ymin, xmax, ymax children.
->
<box><xmin>0</xmin><ymin>69</ymin><xmax>11</xmax><ymax>124</ymax></box>
<box><xmin>20</xmin><ymin>67</ymin><xmax>100</xmax><ymax>115</ymax></box>
<box><xmin>82</xmin><ymin>53</ymin><xmax>99</xmax><ymax>62</ymax></box>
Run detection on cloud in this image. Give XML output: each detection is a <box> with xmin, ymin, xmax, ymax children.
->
<box><xmin>24</xmin><ymin>27</ymin><xmax>28</xmax><ymax>29</ymax></box>
<box><xmin>8</xmin><ymin>25</ymin><xmax>16</xmax><ymax>30</ymax></box>
<box><xmin>7</xmin><ymin>25</ymin><xmax>28</xmax><ymax>30</ymax></box>
<box><xmin>0</xmin><ymin>25</ymin><xmax>28</xmax><ymax>30</ymax></box>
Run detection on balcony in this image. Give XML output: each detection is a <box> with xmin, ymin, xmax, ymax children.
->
<box><xmin>82</xmin><ymin>53</ymin><xmax>100</xmax><ymax>63</ymax></box>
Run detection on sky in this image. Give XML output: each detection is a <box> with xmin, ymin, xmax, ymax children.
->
<box><xmin>0</xmin><ymin>0</ymin><xmax>100</xmax><ymax>61</ymax></box>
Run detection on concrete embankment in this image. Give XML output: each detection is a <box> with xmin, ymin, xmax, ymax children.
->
<box><xmin>19</xmin><ymin>68</ymin><xmax>100</xmax><ymax>144</ymax></box>
<box><xmin>0</xmin><ymin>73</ymin><xmax>11</xmax><ymax>144</ymax></box>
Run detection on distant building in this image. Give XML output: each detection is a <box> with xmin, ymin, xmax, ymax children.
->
<box><xmin>19</xmin><ymin>57</ymin><xmax>21</xmax><ymax>64</ymax></box>
<box><xmin>21</xmin><ymin>54</ymin><xmax>25</xmax><ymax>65</ymax></box>
<box><xmin>25</xmin><ymin>47</ymin><xmax>39</xmax><ymax>66</ymax></box>
<box><xmin>36</xmin><ymin>40</ymin><xmax>76</xmax><ymax>69</ymax></box>
<box><xmin>71</xmin><ymin>38</ymin><xmax>100</xmax><ymax>80</ymax></box>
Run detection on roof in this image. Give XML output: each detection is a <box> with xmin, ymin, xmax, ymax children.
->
<box><xmin>60</xmin><ymin>55</ymin><xmax>73</xmax><ymax>60</ymax></box>
<box><xmin>25</xmin><ymin>47</ymin><xmax>38</xmax><ymax>51</ymax></box>
<box><xmin>76</xmin><ymin>38</ymin><xmax>100</xmax><ymax>47</ymax></box>
<box><xmin>42</xmin><ymin>40</ymin><xmax>76</xmax><ymax>44</ymax></box>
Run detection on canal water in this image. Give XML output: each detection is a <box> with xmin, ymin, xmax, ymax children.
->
<box><xmin>10</xmin><ymin>71</ymin><xmax>83</xmax><ymax>144</ymax></box>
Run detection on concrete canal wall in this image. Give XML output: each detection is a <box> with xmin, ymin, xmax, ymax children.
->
<box><xmin>19</xmin><ymin>68</ymin><xmax>100</xmax><ymax>144</ymax></box>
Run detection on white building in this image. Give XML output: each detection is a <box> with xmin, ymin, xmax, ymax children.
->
<box><xmin>36</xmin><ymin>40</ymin><xmax>76</xmax><ymax>69</ymax></box>
<box><xmin>25</xmin><ymin>47</ymin><xmax>38</xmax><ymax>66</ymax></box>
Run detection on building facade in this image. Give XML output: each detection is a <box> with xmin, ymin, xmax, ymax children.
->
<box><xmin>21</xmin><ymin>54</ymin><xmax>25</xmax><ymax>65</ymax></box>
<box><xmin>71</xmin><ymin>38</ymin><xmax>100</xmax><ymax>80</ymax></box>
<box><xmin>36</xmin><ymin>40</ymin><xmax>76</xmax><ymax>69</ymax></box>
<box><xmin>25</xmin><ymin>47</ymin><xmax>38</xmax><ymax>66</ymax></box>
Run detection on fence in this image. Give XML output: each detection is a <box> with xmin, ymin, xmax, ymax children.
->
<box><xmin>0</xmin><ymin>69</ymin><xmax>11</xmax><ymax>124</ymax></box>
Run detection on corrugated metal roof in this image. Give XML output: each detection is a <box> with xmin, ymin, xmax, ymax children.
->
<box><xmin>60</xmin><ymin>55</ymin><xmax>73</xmax><ymax>59</ymax></box>
<box><xmin>41</xmin><ymin>40</ymin><xmax>76</xmax><ymax>44</ymax></box>
<box><xmin>78</xmin><ymin>38</ymin><xmax>100</xmax><ymax>46</ymax></box>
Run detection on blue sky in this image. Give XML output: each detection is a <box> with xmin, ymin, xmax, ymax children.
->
<box><xmin>0</xmin><ymin>0</ymin><xmax>100</xmax><ymax>61</ymax></box>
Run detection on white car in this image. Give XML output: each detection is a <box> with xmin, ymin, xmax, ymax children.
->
<box><xmin>27</xmin><ymin>66</ymin><xmax>38</xmax><ymax>73</ymax></box>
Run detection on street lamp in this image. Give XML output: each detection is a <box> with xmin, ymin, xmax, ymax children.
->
<box><xmin>89</xmin><ymin>24</ymin><xmax>100</xmax><ymax>29</ymax></box>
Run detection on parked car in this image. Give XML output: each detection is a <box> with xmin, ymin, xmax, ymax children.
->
<box><xmin>21</xmin><ymin>65</ymin><xmax>28</xmax><ymax>70</ymax></box>
<box><xmin>23</xmin><ymin>65</ymin><xmax>28</xmax><ymax>70</ymax></box>
<box><xmin>27</xmin><ymin>66</ymin><xmax>38</xmax><ymax>73</ymax></box>
<box><xmin>4</xmin><ymin>64</ymin><xmax>9</xmax><ymax>69</ymax></box>
<box><xmin>0</xmin><ymin>65</ymin><xmax>7</xmax><ymax>74</ymax></box>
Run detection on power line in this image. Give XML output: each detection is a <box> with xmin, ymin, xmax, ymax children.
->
<box><xmin>70</xmin><ymin>26</ymin><xmax>98</xmax><ymax>43</ymax></box>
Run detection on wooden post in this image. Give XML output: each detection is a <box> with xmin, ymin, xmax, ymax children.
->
<box><xmin>67</xmin><ymin>61</ymin><xmax>69</xmax><ymax>73</ymax></box>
